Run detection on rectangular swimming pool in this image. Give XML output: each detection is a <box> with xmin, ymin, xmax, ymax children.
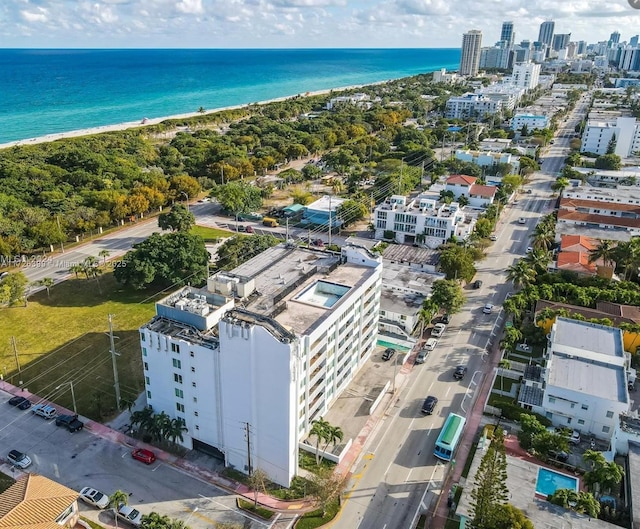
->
<box><xmin>535</xmin><ymin>467</ymin><xmax>579</xmax><ymax>496</ymax></box>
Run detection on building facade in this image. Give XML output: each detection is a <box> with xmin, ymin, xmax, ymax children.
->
<box><xmin>511</xmin><ymin>62</ymin><xmax>541</xmax><ymax>90</ymax></box>
<box><xmin>140</xmin><ymin>243</ymin><xmax>382</xmax><ymax>486</ymax></box>
<box><xmin>510</xmin><ymin>113</ymin><xmax>550</xmax><ymax>131</ymax></box>
<box><xmin>445</xmin><ymin>93</ymin><xmax>502</xmax><ymax>119</ymax></box>
<box><xmin>501</xmin><ymin>21</ymin><xmax>515</xmax><ymax>48</ymax></box>
<box><xmin>460</xmin><ymin>30</ymin><xmax>483</xmax><ymax>76</ymax></box>
<box><xmin>538</xmin><ymin>20</ymin><xmax>555</xmax><ymax>47</ymax></box>
<box><xmin>581</xmin><ymin>116</ymin><xmax>640</xmax><ymax>157</ymax></box>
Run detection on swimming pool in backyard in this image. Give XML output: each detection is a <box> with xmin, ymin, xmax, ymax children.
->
<box><xmin>535</xmin><ymin>467</ymin><xmax>579</xmax><ymax>496</ymax></box>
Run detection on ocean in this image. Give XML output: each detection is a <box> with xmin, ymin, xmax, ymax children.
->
<box><xmin>0</xmin><ymin>48</ymin><xmax>460</xmax><ymax>144</ymax></box>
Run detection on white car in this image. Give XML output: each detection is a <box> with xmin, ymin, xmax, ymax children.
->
<box><xmin>7</xmin><ymin>450</ymin><xmax>32</xmax><ymax>468</ymax></box>
<box><xmin>482</xmin><ymin>303</ymin><xmax>494</xmax><ymax>314</ymax></box>
<box><xmin>116</xmin><ymin>504</ymin><xmax>143</xmax><ymax>527</ymax></box>
<box><xmin>80</xmin><ymin>487</ymin><xmax>110</xmax><ymax>509</ymax></box>
<box><xmin>431</xmin><ymin>323</ymin><xmax>446</xmax><ymax>337</ymax></box>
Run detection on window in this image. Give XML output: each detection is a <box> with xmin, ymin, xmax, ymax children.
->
<box><xmin>606</xmin><ymin>410</ymin><xmax>614</xmax><ymax>418</ymax></box>
<box><xmin>191</xmin><ymin>367</ymin><xmax>195</xmax><ymax>373</ymax></box>
<box><xmin>581</xmin><ymin>404</ymin><xmax>588</xmax><ymax>410</ymax></box>
<box><xmin>193</xmin><ymin>397</ymin><xmax>198</xmax><ymax>403</ymax></box>
<box><xmin>140</xmin><ymin>333</ymin><xmax>146</xmax><ymax>342</ymax></box>
<box><xmin>570</xmin><ymin>403</ymin><xmax>575</xmax><ymax>409</ymax></box>
<box><xmin>171</xmin><ymin>343</ymin><xmax>180</xmax><ymax>354</ymax></box>
<box><xmin>144</xmin><ymin>362</ymin><xmax>149</xmax><ymax>371</ymax></box>
<box><xmin>192</xmin><ymin>382</ymin><xmax>197</xmax><ymax>388</ymax></box>
<box><xmin>176</xmin><ymin>403</ymin><xmax>185</xmax><ymax>413</ymax></box>
<box><xmin>603</xmin><ymin>425</ymin><xmax>610</xmax><ymax>433</ymax></box>
<box><xmin>147</xmin><ymin>390</ymin><xmax>152</xmax><ymax>399</ymax></box>
<box><xmin>142</xmin><ymin>347</ymin><xmax>147</xmax><ymax>357</ymax></box>
<box><xmin>194</xmin><ymin>411</ymin><xmax>199</xmax><ymax>417</ymax></box>
<box><xmin>173</xmin><ymin>358</ymin><xmax>181</xmax><ymax>369</ymax></box>
<box><xmin>174</xmin><ymin>373</ymin><xmax>183</xmax><ymax>384</ymax></box>
<box><xmin>175</xmin><ymin>388</ymin><xmax>184</xmax><ymax>398</ymax></box>
<box><xmin>145</xmin><ymin>376</ymin><xmax>150</xmax><ymax>385</ymax></box>
<box><xmin>195</xmin><ymin>425</ymin><xmax>200</xmax><ymax>430</ymax></box>
<box><xmin>577</xmin><ymin>419</ymin><xmax>585</xmax><ymax>425</ymax></box>
<box><xmin>548</xmin><ymin>397</ymin><xmax>556</xmax><ymax>404</ymax></box>
<box><xmin>190</xmin><ymin>351</ymin><xmax>195</xmax><ymax>357</ymax></box>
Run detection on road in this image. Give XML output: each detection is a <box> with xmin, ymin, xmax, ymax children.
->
<box><xmin>0</xmin><ymin>389</ymin><xmax>268</xmax><ymax>529</ymax></box>
<box><xmin>333</xmin><ymin>93</ymin><xmax>592</xmax><ymax>529</ymax></box>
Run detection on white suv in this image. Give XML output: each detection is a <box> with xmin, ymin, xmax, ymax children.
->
<box><xmin>32</xmin><ymin>404</ymin><xmax>57</xmax><ymax>420</ymax></box>
<box><xmin>431</xmin><ymin>323</ymin><xmax>446</xmax><ymax>338</ymax></box>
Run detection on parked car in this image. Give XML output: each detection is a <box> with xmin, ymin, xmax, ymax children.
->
<box><xmin>549</xmin><ymin>450</ymin><xmax>570</xmax><ymax>463</ymax></box>
<box><xmin>440</xmin><ymin>313</ymin><xmax>451</xmax><ymax>324</ymax></box>
<box><xmin>79</xmin><ymin>486</ymin><xmax>110</xmax><ymax>509</ymax></box>
<box><xmin>570</xmin><ymin>430</ymin><xmax>581</xmax><ymax>445</ymax></box>
<box><xmin>7</xmin><ymin>449</ymin><xmax>32</xmax><ymax>468</ymax></box>
<box><xmin>482</xmin><ymin>303</ymin><xmax>494</xmax><ymax>314</ymax></box>
<box><xmin>56</xmin><ymin>414</ymin><xmax>84</xmax><ymax>432</ymax></box>
<box><xmin>431</xmin><ymin>323</ymin><xmax>446</xmax><ymax>338</ymax></box>
<box><xmin>489</xmin><ymin>234</ymin><xmax>498</xmax><ymax>241</ymax></box>
<box><xmin>237</xmin><ymin>225</ymin><xmax>246</xmax><ymax>232</ymax></box>
<box><xmin>473</xmin><ymin>280</ymin><xmax>483</xmax><ymax>289</ymax></box>
<box><xmin>116</xmin><ymin>504</ymin><xmax>143</xmax><ymax>527</ymax></box>
<box><xmin>421</xmin><ymin>396</ymin><xmax>438</xmax><ymax>415</ymax></box>
<box><xmin>526</xmin><ymin>189</ymin><xmax>533</xmax><ymax>194</ymax></box>
<box><xmin>32</xmin><ymin>404</ymin><xmax>57</xmax><ymax>419</ymax></box>
<box><xmin>131</xmin><ymin>448</ymin><xmax>156</xmax><ymax>465</ymax></box>
<box><xmin>415</xmin><ymin>349</ymin><xmax>428</xmax><ymax>364</ymax></box>
<box><xmin>518</xmin><ymin>217</ymin><xmax>526</xmax><ymax>224</ymax></box>
<box><xmin>245</xmin><ymin>225</ymin><xmax>254</xmax><ymax>234</ymax></box>
<box><xmin>526</xmin><ymin>246</ymin><xmax>533</xmax><ymax>253</ymax></box>
<box><xmin>8</xmin><ymin>396</ymin><xmax>31</xmax><ymax>409</ymax></box>
<box><xmin>424</xmin><ymin>338</ymin><xmax>438</xmax><ymax>351</ymax></box>
<box><xmin>381</xmin><ymin>347</ymin><xmax>396</xmax><ymax>361</ymax></box>
<box><xmin>453</xmin><ymin>365</ymin><xmax>468</xmax><ymax>380</ymax></box>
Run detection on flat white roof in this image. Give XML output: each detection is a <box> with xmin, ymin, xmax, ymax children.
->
<box><xmin>305</xmin><ymin>195</ymin><xmax>346</xmax><ymax>213</ymax></box>
<box><xmin>551</xmin><ymin>317</ymin><xmax>624</xmax><ymax>359</ymax></box>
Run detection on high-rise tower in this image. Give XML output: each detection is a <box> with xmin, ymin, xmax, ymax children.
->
<box><xmin>538</xmin><ymin>20</ymin><xmax>555</xmax><ymax>47</ymax></box>
<box><xmin>501</xmin><ymin>21</ymin><xmax>515</xmax><ymax>47</ymax></box>
<box><xmin>460</xmin><ymin>30</ymin><xmax>483</xmax><ymax>76</ymax></box>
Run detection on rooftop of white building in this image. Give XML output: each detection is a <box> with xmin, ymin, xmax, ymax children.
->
<box><xmin>548</xmin><ymin>318</ymin><xmax>627</xmax><ymax>403</ymax></box>
<box><xmin>218</xmin><ymin>244</ymin><xmax>379</xmax><ymax>336</ymax></box>
<box><xmin>305</xmin><ymin>195</ymin><xmax>346</xmax><ymax>212</ymax></box>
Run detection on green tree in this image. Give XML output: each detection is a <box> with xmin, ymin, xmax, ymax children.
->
<box><xmin>474</xmin><ymin>218</ymin><xmax>493</xmax><ymax>239</ymax></box>
<box><xmin>158</xmin><ymin>204</ymin><xmax>195</xmax><ymax>232</ymax></box>
<box><xmin>551</xmin><ymin>177</ymin><xmax>570</xmax><ymax>193</ymax></box>
<box><xmin>169</xmin><ymin>174</ymin><xmax>201</xmax><ymax>199</ymax></box>
<box><xmin>506</xmin><ymin>260</ymin><xmax>536</xmax><ymax>288</ymax></box>
<box><xmin>320</xmin><ymin>425</ymin><xmax>344</xmax><ymax>464</ymax></box>
<box><xmin>337</xmin><ymin>199</ymin><xmax>368</xmax><ymax>226</ymax></box>
<box><xmin>469</xmin><ymin>428</ymin><xmax>509</xmax><ymax>529</ymax></box>
<box><xmin>588</xmin><ymin>239</ymin><xmax>617</xmax><ymax>268</ymax></box>
<box><xmin>0</xmin><ymin>271</ymin><xmax>28</xmax><ymax>306</ymax></box>
<box><xmin>109</xmin><ymin>489</ymin><xmax>129</xmax><ymax>508</ymax></box>
<box><xmin>214</xmin><ymin>234</ymin><xmax>280</xmax><ymax>270</ymax></box>
<box><xmin>500</xmin><ymin>326</ymin><xmax>523</xmax><ymax>351</ymax></box>
<box><xmin>114</xmin><ymin>232</ymin><xmax>210</xmax><ymax>289</ymax></box>
<box><xmin>501</xmin><ymin>174</ymin><xmax>523</xmax><ymax>195</ymax></box>
<box><xmin>492</xmin><ymin>503</ymin><xmax>534</xmax><ymax>529</ymax></box>
<box><xmin>582</xmin><ymin>449</ymin><xmax>624</xmax><ymax>493</ymax></box>
<box><xmin>606</xmin><ymin>133</ymin><xmax>617</xmax><ymax>154</ymax></box>
<box><xmin>36</xmin><ymin>277</ymin><xmax>55</xmax><ymax>298</ymax></box>
<box><xmin>308</xmin><ymin>468</ymin><xmax>345</xmax><ymax>518</ymax></box>
<box><xmin>310</xmin><ymin>417</ymin><xmax>330</xmax><ymax>465</ymax></box>
<box><xmin>99</xmin><ymin>249</ymin><xmax>111</xmax><ymax>266</ymax></box>
<box><xmin>595</xmin><ymin>154</ymin><xmax>621</xmax><ymax>170</ymax></box>
<box><xmin>531</xmin><ymin>430</ymin><xmax>569</xmax><ymax>459</ymax></box>
<box><xmin>430</xmin><ymin>279</ymin><xmax>465</xmax><ymax>314</ymax></box>
<box><xmin>548</xmin><ymin>489</ymin><xmax>600</xmax><ymax>518</ymax></box>
<box><xmin>438</xmin><ymin>244</ymin><xmax>476</xmax><ymax>282</ymax></box>
<box><xmin>140</xmin><ymin>511</ymin><xmax>188</xmax><ymax>529</ymax></box>
<box><xmin>212</xmin><ymin>181</ymin><xmax>263</xmax><ymax>214</ymax></box>
<box><xmin>517</xmin><ymin>414</ymin><xmax>546</xmax><ymax>450</ymax></box>
<box><xmin>248</xmin><ymin>468</ymin><xmax>269</xmax><ymax>507</ymax></box>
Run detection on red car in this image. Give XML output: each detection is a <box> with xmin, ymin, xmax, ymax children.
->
<box><xmin>131</xmin><ymin>448</ymin><xmax>156</xmax><ymax>465</ymax></box>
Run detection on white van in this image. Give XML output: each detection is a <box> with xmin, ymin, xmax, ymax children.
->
<box><xmin>424</xmin><ymin>338</ymin><xmax>438</xmax><ymax>351</ymax></box>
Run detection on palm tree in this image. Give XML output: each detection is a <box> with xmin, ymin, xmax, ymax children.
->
<box><xmin>588</xmin><ymin>239</ymin><xmax>616</xmax><ymax>268</ymax></box>
<box><xmin>109</xmin><ymin>489</ymin><xmax>129</xmax><ymax>508</ymax></box>
<box><xmin>524</xmin><ymin>249</ymin><xmax>552</xmax><ymax>274</ymax></box>
<box><xmin>331</xmin><ymin>179</ymin><xmax>345</xmax><ymax>195</ymax></box>
<box><xmin>69</xmin><ymin>264</ymin><xmax>83</xmax><ymax>278</ymax></box>
<box><xmin>319</xmin><ymin>425</ymin><xmax>344</xmax><ymax>464</ymax></box>
<box><xmin>131</xmin><ymin>406</ymin><xmax>154</xmax><ymax>434</ymax></box>
<box><xmin>506</xmin><ymin>260</ymin><xmax>537</xmax><ymax>288</ymax></box>
<box><xmin>35</xmin><ymin>277</ymin><xmax>55</xmax><ymax>297</ymax></box>
<box><xmin>168</xmin><ymin>418</ymin><xmax>188</xmax><ymax>444</ymax></box>
<box><xmin>532</xmin><ymin>223</ymin><xmax>555</xmax><ymax>252</ymax></box>
<box><xmin>99</xmin><ymin>249</ymin><xmax>110</xmax><ymax>266</ymax></box>
<box><xmin>551</xmin><ymin>177</ymin><xmax>570</xmax><ymax>194</ymax></box>
<box><xmin>415</xmin><ymin>303</ymin><xmax>436</xmax><ymax>339</ymax></box>
<box><xmin>310</xmin><ymin>417</ymin><xmax>330</xmax><ymax>465</ymax></box>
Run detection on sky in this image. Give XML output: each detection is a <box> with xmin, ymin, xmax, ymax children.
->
<box><xmin>1</xmin><ymin>0</ymin><xmax>640</xmax><ymax>49</ymax></box>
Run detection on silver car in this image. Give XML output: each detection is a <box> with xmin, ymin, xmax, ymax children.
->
<box><xmin>80</xmin><ymin>487</ymin><xmax>110</xmax><ymax>509</ymax></box>
<box><xmin>116</xmin><ymin>504</ymin><xmax>143</xmax><ymax>527</ymax></box>
<box><xmin>7</xmin><ymin>450</ymin><xmax>32</xmax><ymax>468</ymax></box>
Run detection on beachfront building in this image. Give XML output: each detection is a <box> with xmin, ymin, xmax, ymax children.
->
<box><xmin>510</xmin><ymin>113</ymin><xmax>550</xmax><ymax>131</ymax></box>
<box><xmin>518</xmin><ymin>318</ymin><xmax>631</xmax><ymax>440</ymax></box>
<box><xmin>431</xmin><ymin>69</ymin><xmax>462</xmax><ymax>84</ymax></box>
<box><xmin>580</xmin><ymin>116</ymin><xmax>640</xmax><ymax>157</ymax></box>
<box><xmin>140</xmin><ymin>243</ymin><xmax>382</xmax><ymax>486</ymax></box>
<box><xmin>460</xmin><ymin>30</ymin><xmax>483</xmax><ymax>76</ymax></box>
<box><xmin>302</xmin><ymin>195</ymin><xmax>346</xmax><ymax>229</ymax></box>
<box><xmin>325</xmin><ymin>93</ymin><xmax>371</xmax><ymax>111</ymax></box>
<box><xmin>374</xmin><ymin>194</ymin><xmax>476</xmax><ymax>248</ymax></box>
<box><xmin>445</xmin><ymin>93</ymin><xmax>502</xmax><ymax>119</ymax></box>
<box><xmin>455</xmin><ymin>150</ymin><xmax>520</xmax><ymax>174</ymax></box>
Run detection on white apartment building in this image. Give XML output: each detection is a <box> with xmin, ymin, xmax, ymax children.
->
<box><xmin>511</xmin><ymin>62</ymin><xmax>541</xmax><ymax>90</ymax></box>
<box><xmin>581</xmin><ymin>116</ymin><xmax>640</xmax><ymax>157</ymax></box>
<box><xmin>573</xmin><ymin>167</ymin><xmax>640</xmax><ymax>187</ymax></box>
<box><xmin>455</xmin><ymin>149</ymin><xmax>520</xmax><ymax>174</ymax></box>
<box><xmin>374</xmin><ymin>194</ymin><xmax>476</xmax><ymax>248</ymax></box>
<box><xmin>326</xmin><ymin>93</ymin><xmax>372</xmax><ymax>110</ymax></box>
<box><xmin>477</xmin><ymin>85</ymin><xmax>523</xmax><ymax>112</ymax></box>
<box><xmin>519</xmin><ymin>318</ymin><xmax>631</xmax><ymax>440</ymax></box>
<box><xmin>510</xmin><ymin>113</ymin><xmax>549</xmax><ymax>131</ymax></box>
<box><xmin>140</xmin><ymin>243</ymin><xmax>382</xmax><ymax>486</ymax></box>
<box><xmin>479</xmin><ymin>138</ymin><xmax>512</xmax><ymax>152</ymax></box>
<box><xmin>445</xmin><ymin>93</ymin><xmax>502</xmax><ymax>119</ymax></box>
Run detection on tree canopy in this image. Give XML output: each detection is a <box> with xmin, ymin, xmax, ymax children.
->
<box><xmin>214</xmin><ymin>234</ymin><xmax>280</xmax><ymax>270</ymax></box>
<box><xmin>158</xmin><ymin>204</ymin><xmax>195</xmax><ymax>232</ymax></box>
<box><xmin>430</xmin><ymin>279</ymin><xmax>465</xmax><ymax>314</ymax></box>
<box><xmin>211</xmin><ymin>182</ymin><xmax>263</xmax><ymax>214</ymax></box>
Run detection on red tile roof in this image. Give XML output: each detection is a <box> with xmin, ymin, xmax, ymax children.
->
<box><xmin>446</xmin><ymin>175</ymin><xmax>477</xmax><ymax>186</ymax></box>
<box><xmin>469</xmin><ymin>184</ymin><xmax>497</xmax><ymax>198</ymax></box>
<box><xmin>557</xmin><ymin>209</ymin><xmax>640</xmax><ymax>228</ymax></box>
<box><xmin>556</xmin><ymin>251</ymin><xmax>599</xmax><ymax>274</ymax></box>
<box><xmin>560</xmin><ymin>234</ymin><xmax>599</xmax><ymax>252</ymax></box>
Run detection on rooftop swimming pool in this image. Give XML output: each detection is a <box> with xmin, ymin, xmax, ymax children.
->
<box><xmin>535</xmin><ymin>467</ymin><xmax>579</xmax><ymax>497</ymax></box>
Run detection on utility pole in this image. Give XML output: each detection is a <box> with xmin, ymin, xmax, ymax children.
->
<box><xmin>328</xmin><ymin>195</ymin><xmax>332</xmax><ymax>247</ymax></box>
<box><xmin>245</xmin><ymin>422</ymin><xmax>252</xmax><ymax>476</ymax></box>
<box><xmin>397</xmin><ymin>158</ymin><xmax>404</xmax><ymax>195</ymax></box>
<box><xmin>11</xmin><ymin>336</ymin><xmax>21</xmax><ymax>374</ymax></box>
<box><xmin>108</xmin><ymin>314</ymin><xmax>122</xmax><ymax>409</ymax></box>
<box><xmin>286</xmin><ymin>217</ymin><xmax>289</xmax><ymax>240</ymax></box>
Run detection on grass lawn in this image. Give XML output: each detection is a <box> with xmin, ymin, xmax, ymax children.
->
<box><xmin>492</xmin><ymin>376</ymin><xmax>516</xmax><ymax>393</ymax></box>
<box><xmin>190</xmin><ymin>225</ymin><xmax>235</xmax><ymax>241</ymax></box>
<box><xmin>295</xmin><ymin>500</ymin><xmax>340</xmax><ymax>529</ymax></box>
<box><xmin>0</xmin><ymin>273</ymin><xmax>159</xmax><ymax>420</ymax></box>
<box><xmin>299</xmin><ymin>450</ymin><xmax>336</xmax><ymax>473</ymax></box>
<box><xmin>236</xmin><ymin>498</ymin><xmax>275</xmax><ymax>520</ymax></box>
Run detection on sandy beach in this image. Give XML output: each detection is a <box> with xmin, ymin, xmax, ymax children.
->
<box><xmin>0</xmin><ymin>81</ymin><xmax>388</xmax><ymax>151</ymax></box>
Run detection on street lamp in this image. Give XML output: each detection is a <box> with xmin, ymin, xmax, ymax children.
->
<box><xmin>56</xmin><ymin>381</ymin><xmax>77</xmax><ymax>414</ymax></box>
<box><xmin>180</xmin><ymin>191</ymin><xmax>190</xmax><ymax>212</ymax></box>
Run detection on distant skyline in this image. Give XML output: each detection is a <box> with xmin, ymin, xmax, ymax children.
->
<box><xmin>1</xmin><ymin>0</ymin><xmax>640</xmax><ymax>48</ymax></box>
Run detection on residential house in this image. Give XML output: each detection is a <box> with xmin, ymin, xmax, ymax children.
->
<box><xmin>554</xmin><ymin>234</ymin><xmax>608</xmax><ymax>276</ymax></box>
<box><xmin>445</xmin><ymin>175</ymin><xmax>497</xmax><ymax>207</ymax></box>
<box><xmin>302</xmin><ymin>195</ymin><xmax>346</xmax><ymax>228</ymax></box>
<box><xmin>0</xmin><ymin>474</ymin><xmax>80</xmax><ymax>529</ymax></box>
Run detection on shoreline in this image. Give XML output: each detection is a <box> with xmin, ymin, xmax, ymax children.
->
<box><xmin>0</xmin><ymin>80</ymin><xmax>391</xmax><ymax>151</ymax></box>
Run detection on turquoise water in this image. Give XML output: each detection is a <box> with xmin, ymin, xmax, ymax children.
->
<box><xmin>535</xmin><ymin>467</ymin><xmax>579</xmax><ymax>496</ymax></box>
<box><xmin>0</xmin><ymin>48</ymin><xmax>460</xmax><ymax>143</ymax></box>
<box><xmin>377</xmin><ymin>340</ymin><xmax>412</xmax><ymax>352</ymax></box>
